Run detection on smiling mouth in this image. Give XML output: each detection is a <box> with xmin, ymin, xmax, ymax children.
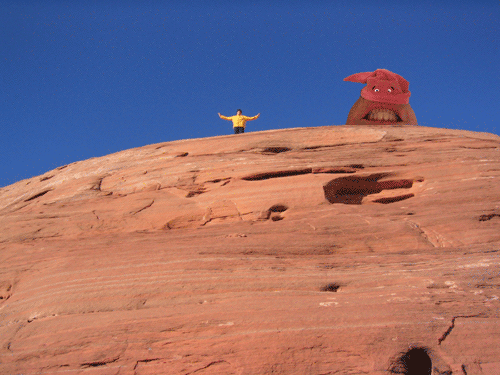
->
<box><xmin>363</xmin><ymin>108</ymin><xmax>402</xmax><ymax>122</ymax></box>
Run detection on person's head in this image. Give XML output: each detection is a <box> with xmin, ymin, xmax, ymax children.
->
<box><xmin>236</xmin><ymin>109</ymin><xmax>242</xmax><ymax>115</ymax></box>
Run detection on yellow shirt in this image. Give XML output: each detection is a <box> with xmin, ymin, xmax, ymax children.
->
<box><xmin>219</xmin><ymin>114</ymin><xmax>259</xmax><ymax>128</ymax></box>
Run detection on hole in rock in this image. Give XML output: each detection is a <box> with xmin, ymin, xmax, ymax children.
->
<box><xmin>262</xmin><ymin>147</ymin><xmax>291</xmax><ymax>154</ymax></box>
<box><xmin>269</xmin><ymin>204</ymin><xmax>288</xmax><ymax>213</ymax></box>
<box><xmin>389</xmin><ymin>347</ymin><xmax>432</xmax><ymax>375</ymax></box>
<box><xmin>323</xmin><ymin>174</ymin><xmax>414</xmax><ymax>205</ymax></box>
<box><xmin>321</xmin><ymin>283</ymin><xmax>341</xmax><ymax>292</ymax></box>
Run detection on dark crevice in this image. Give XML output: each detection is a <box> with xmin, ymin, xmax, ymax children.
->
<box><xmin>186</xmin><ymin>188</ymin><xmax>206</xmax><ymax>198</ymax></box>
<box><xmin>373</xmin><ymin>193</ymin><xmax>415</xmax><ymax>204</ymax></box>
<box><xmin>131</xmin><ymin>200</ymin><xmax>154</xmax><ymax>215</ymax></box>
<box><xmin>476</xmin><ymin>282</ymin><xmax>500</xmax><ymax>289</ymax></box>
<box><xmin>261</xmin><ymin>147</ymin><xmax>291</xmax><ymax>154</ymax></box>
<box><xmin>188</xmin><ymin>360</ymin><xmax>227</xmax><ymax>374</ymax></box>
<box><xmin>40</xmin><ymin>175</ymin><xmax>54</xmax><ymax>182</ymax></box>
<box><xmin>458</xmin><ymin>145</ymin><xmax>498</xmax><ymax>150</ymax></box>
<box><xmin>312</xmin><ymin>167</ymin><xmax>357</xmax><ymax>174</ymax></box>
<box><xmin>438</xmin><ymin>316</ymin><xmax>457</xmax><ymax>345</ymax></box>
<box><xmin>321</xmin><ymin>283</ymin><xmax>341</xmax><ymax>292</ymax></box>
<box><xmin>260</xmin><ymin>204</ymin><xmax>288</xmax><ymax>222</ymax></box>
<box><xmin>348</xmin><ymin>164</ymin><xmax>364</xmax><ymax>169</ymax></box>
<box><xmin>206</xmin><ymin>177</ymin><xmax>231</xmax><ymax>184</ymax></box>
<box><xmin>302</xmin><ymin>143</ymin><xmax>351</xmax><ymax>150</ymax></box>
<box><xmin>269</xmin><ymin>204</ymin><xmax>288</xmax><ymax>213</ymax></box>
<box><xmin>241</xmin><ymin>168</ymin><xmax>312</xmax><ymax>181</ymax></box>
<box><xmin>133</xmin><ymin>358</ymin><xmax>163</xmax><ymax>370</ymax></box>
<box><xmin>242</xmin><ymin>165</ymin><xmax>362</xmax><ymax>181</ymax></box>
<box><xmin>479</xmin><ymin>213</ymin><xmax>500</xmax><ymax>221</ymax></box>
<box><xmin>81</xmin><ymin>355</ymin><xmax>120</xmax><ymax>368</ymax></box>
<box><xmin>24</xmin><ymin>189</ymin><xmax>52</xmax><ymax>202</ymax></box>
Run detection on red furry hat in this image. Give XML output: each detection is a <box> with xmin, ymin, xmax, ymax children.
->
<box><xmin>344</xmin><ymin>69</ymin><xmax>411</xmax><ymax>105</ymax></box>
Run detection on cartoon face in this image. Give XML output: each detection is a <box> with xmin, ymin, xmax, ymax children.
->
<box><xmin>346</xmin><ymin>96</ymin><xmax>418</xmax><ymax>125</ymax></box>
<box><xmin>370</xmin><ymin>80</ymin><xmax>401</xmax><ymax>96</ymax></box>
<box><xmin>344</xmin><ymin>69</ymin><xmax>417</xmax><ymax>125</ymax></box>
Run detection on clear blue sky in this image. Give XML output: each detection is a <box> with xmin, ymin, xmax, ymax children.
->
<box><xmin>1</xmin><ymin>0</ymin><xmax>498</xmax><ymax>187</ymax></box>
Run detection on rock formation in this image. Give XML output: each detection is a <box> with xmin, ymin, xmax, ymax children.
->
<box><xmin>0</xmin><ymin>125</ymin><xmax>499</xmax><ymax>374</ymax></box>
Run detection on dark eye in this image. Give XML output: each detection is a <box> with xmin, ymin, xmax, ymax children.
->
<box><xmin>374</xmin><ymin>88</ymin><xmax>380</xmax><ymax>92</ymax></box>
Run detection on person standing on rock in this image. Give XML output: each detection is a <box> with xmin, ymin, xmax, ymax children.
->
<box><xmin>218</xmin><ymin>109</ymin><xmax>260</xmax><ymax>134</ymax></box>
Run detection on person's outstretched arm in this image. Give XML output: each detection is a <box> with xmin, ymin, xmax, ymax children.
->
<box><xmin>245</xmin><ymin>113</ymin><xmax>260</xmax><ymax>121</ymax></box>
<box><xmin>219</xmin><ymin>113</ymin><xmax>231</xmax><ymax>120</ymax></box>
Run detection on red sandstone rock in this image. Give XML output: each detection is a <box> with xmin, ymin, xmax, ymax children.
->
<box><xmin>0</xmin><ymin>125</ymin><xmax>499</xmax><ymax>374</ymax></box>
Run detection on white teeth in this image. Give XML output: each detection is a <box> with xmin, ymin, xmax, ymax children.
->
<box><xmin>367</xmin><ymin>109</ymin><xmax>398</xmax><ymax>122</ymax></box>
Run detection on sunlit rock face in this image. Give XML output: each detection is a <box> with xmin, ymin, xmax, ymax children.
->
<box><xmin>345</xmin><ymin>69</ymin><xmax>418</xmax><ymax>125</ymax></box>
<box><xmin>0</xmin><ymin>126</ymin><xmax>499</xmax><ymax>374</ymax></box>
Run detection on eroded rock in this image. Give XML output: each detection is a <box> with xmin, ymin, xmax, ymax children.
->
<box><xmin>0</xmin><ymin>125</ymin><xmax>499</xmax><ymax>374</ymax></box>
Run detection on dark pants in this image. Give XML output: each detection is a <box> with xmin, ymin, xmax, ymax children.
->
<box><xmin>234</xmin><ymin>127</ymin><xmax>245</xmax><ymax>134</ymax></box>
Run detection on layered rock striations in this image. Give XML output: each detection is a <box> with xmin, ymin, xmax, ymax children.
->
<box><xmin>0</xmin><ymin>125</ymin><xmax>499</xmax><ymax>374</ymax></box>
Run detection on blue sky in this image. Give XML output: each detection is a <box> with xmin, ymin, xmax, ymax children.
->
<box><xmin>1</xmin><ymin>0</ymin><xmax>498</xmax><ymax>187</ymax></box>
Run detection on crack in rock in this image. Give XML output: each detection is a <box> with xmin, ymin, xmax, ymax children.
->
<box><xmin>241</xmin><ymin>168</ymin><xmax>313</xmax><ymax>181</ymax></box>
<box><xmin>24</xmin><ymin>189</ymin><xmax>53</xmax><ymax>202</ymax></box>
<box><xmin>438</xmin><ymin>314</ymin><xmax>481</xmax><ymax>345</ymax></box>
<box><xmin>133</xmin><ymin>358</ymin><xmax>163</xmax><ymax>370</ymax></box>
<box><xmin>81</xmin><ymin>355</ymin><xmax>120</xmax><ymax>368</ymax></box>
<box><xmin>373</xmin><ymin>193</ymin><xmax>415</xmax><ymax>204</ymax></box>
<box><xmin>241</xmin><ymin>166</ymin><xmax>360</xmax><ymax>181</ymax></box>
<box><xmin>40</xmin><ymin>175</ymin><xmax>55</xmax><ymax>182</ymax></box>
<box><xmin>186</xmin><ymin>360</ymin><xmax>228</xmax><ymax>374</ymax></box>
<box><xmin>130</xmin><ymin>200</ymin><xmax>155</xmax><ymax>215</ymax></box>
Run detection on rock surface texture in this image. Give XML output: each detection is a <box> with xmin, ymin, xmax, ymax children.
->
<box><xmin>0</xmin><ymin>125</ymin><xmax>499</xmax><ymax>374</ymax></box>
